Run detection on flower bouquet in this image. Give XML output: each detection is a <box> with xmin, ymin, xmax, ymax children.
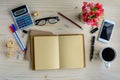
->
<box><xmin>81</xmin><ymin>2</ymin><xmax>104</xmax><ymax>27</ymax></box>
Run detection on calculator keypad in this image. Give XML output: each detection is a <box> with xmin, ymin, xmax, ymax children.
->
<box><xmin>16</xmin><ymin>14</ymin><xmax>33</xmax><ymax>29</ymax></box>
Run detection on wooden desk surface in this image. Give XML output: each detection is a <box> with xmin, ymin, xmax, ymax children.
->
<box><xmin>0</xmin><ymin>0</ymin><xmax>120</xmax><ymax>80</ymax></box>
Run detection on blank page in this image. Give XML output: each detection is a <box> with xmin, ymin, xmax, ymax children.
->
<box><xmin>59</xmin><ymin>35</ymin><xmax>85</xmax><ymax>69</ymax></box>
<box><xmin>34</xmin><ymin>36</ymin><xmax>59</xmax><ymax>70</ymax></box>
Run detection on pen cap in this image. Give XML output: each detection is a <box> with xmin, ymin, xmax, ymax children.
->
<box><xmin>9</xmin><ymin>26</ymin><xmax>14</xmax><ymax>33</ymax></box>
<box><xmin>11</xmin><ymin>24</ymin><xmax>17</xmax><ymax>31</ymax></box>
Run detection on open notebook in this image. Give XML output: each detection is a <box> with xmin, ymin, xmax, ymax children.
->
<box><xmin>33</xmin><ymin>34</ymin><xmax>85</xmax><ymax>70</ymax></box>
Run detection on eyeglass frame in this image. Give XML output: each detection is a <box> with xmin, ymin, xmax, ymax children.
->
<box><xmin>34</xmin><ymin>16</ymin><xmax>60</xmax><ymax>26</ymax></box>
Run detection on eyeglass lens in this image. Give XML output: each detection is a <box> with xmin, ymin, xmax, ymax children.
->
<box><xmin>48</xmin><ymin>18</ymin><xmax>58</xmax><ymax>24</ymax></box>
<box><xmin>38</xmin><ymin>20</ymin><xmax>46</xmax><ymax>26</ymax></box>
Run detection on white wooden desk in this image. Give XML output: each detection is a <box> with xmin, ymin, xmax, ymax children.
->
<box><xmin>0</xmin><ymin>0</ymin><xmax>120</xmax><ymax>80</ymax></box>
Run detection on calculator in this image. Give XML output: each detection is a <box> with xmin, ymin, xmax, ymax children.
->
<box><xmin>11</xmin><ymin>5</ymin><xmax>33</xmax><ymax>29</ymax></box>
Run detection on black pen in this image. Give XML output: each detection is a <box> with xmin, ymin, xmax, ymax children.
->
<box><xmin>90</xmin><ymin>36</ymin><xmax>95</xmax><ymax>61</ymax></box>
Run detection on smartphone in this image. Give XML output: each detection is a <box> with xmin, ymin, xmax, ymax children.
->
<box><xmin>98</xmin><ymin>19</ymin><xmax>115</xmax><ymax>43</ymax></box>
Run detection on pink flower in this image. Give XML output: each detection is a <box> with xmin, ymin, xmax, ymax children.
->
<box><xmin>95</xmin><ymin>11</ymin><xmax>101</xmax><ymax>17</ymax></box>
<box><xmin>81</xmin><ymin>2</ymin><xmax>104</xmax><ymax>27</ymax></box>
<box><xmin>82</xmin><ymin>13</ymin><xmax>89</xmax><ymax>22</ymax></box>
<box><xmin>89</xmin><ymin>2</ymin><xmax>95</xmax><ymax>8</ymax></box>
<box><xmin>100</xmin><ymin>9</ymin><xmax>104</xmax><ymax>15</ymax></box>
<box><xmin>83</xmin><ymin>2</ymin><xmax>88</xmax><ymax>6</ymax></box>
<box><xmin>90</xmin><ymin>11</ymin><xmax>95</xmax><ymax>16</ymax></box>
<box><xmin>87</xmin><ymin>20</ymin><xmax>93</xmax><ymax>25</ymax></box>
<box><xmin>82</xmin><ymin>6</ymin><xmax>90</xmax><ymax>12</ymax></box>
<box><xmin>96</xmin><ymin>3</ymin><xmax>103</xmax><ymax>10</ymax></box>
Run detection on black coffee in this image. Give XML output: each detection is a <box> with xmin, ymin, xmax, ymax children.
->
<box><xmin>102</xmin><ymin>48</ymin><xmax>115</xmax><ymax>61</ymax></box>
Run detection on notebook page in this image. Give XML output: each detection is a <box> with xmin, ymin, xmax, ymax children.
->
<box><xmin>34</xmin><ymin>36</ymin><xmax>60</xmax><ymax>70</ymax></box>
<box><xmin>59</xmin><ymin>35</ymin><xmax>85</xmax><ymax>69</ymax></box>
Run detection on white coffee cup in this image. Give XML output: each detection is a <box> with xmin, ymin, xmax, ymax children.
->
<box><xmin>99</xmin><ymin>47</ymin><xmax>116</xmax><ymax>68</ymax></box>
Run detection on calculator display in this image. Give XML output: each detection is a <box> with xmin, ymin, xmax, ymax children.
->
<box><xmin>11</xmin><ymin>5</ymin><xmax>28</xmax><ymax>17</ymax></box>
<box><xmin>14</xmin><ymin>8</ymin><xmax>27</xmax><ymax>17</ymax></box>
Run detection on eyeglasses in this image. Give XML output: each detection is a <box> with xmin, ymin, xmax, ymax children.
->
<box><xmin>34</xmin><ymin>16</ymin><xmax>60</xmax><ymax>26</ymax></box>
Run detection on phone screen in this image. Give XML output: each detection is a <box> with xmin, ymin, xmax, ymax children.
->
<box><xmin>100</xmin><ymin>21</ymin><xmax>114</xmax><ymax>41</ymax></box>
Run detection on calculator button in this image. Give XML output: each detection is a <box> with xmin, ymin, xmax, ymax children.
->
<box><xmin>15</xmin><ymin>14</ymin><xmax>33</xmax><ymax>29</ymax></box>
<box><xmin>19</xmin><ymin>26</ymin><xmax>22</xmax><ymax>28</ymax></box>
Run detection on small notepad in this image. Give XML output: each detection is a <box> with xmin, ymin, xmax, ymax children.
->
<box><xmin>33</xmin><ymin>34</ymin><xmax>85</xmax><ymax>70</ymax></box>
